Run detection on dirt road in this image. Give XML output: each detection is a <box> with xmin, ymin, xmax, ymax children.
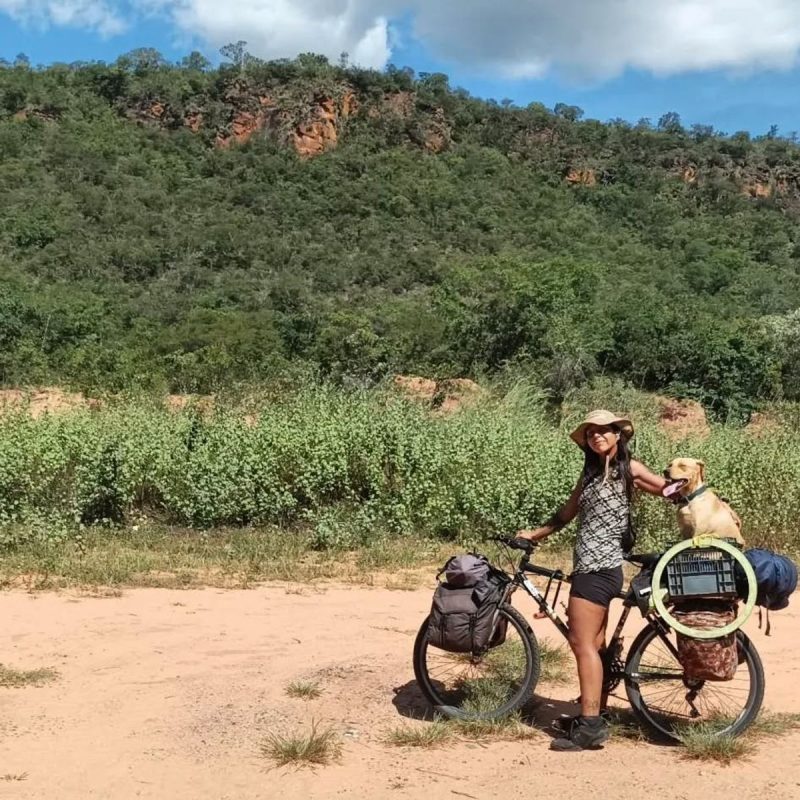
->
<box><xmin>2</xmin><ymin>584</ymin><xmax>799</xmax><ymax>799</ymax></box>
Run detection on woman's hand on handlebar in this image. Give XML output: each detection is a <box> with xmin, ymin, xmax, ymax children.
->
<box><xmin>515</xmin><ymin>527</ymin><xmax>549</xmax><ymax>543</ymax></box>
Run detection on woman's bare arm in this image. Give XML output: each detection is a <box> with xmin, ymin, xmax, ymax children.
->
<box><xmin>517</xmin><ymin>477</ymin><xmax>582</xmax><ymax>541</ymax></box>
<box><xmin>631</xmin><ymin>460</ymin><xmax>668</xmax><ymax>496</ymax></box>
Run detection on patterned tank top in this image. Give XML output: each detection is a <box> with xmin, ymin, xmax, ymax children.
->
<box><xmin>573</xmin><ymin>465</ymin><xmax>630</xmax><ymax>573</ymax></box>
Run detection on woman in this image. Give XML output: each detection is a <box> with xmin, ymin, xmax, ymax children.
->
<box><xmin>517</xmin><ymin>409</ymin><xmax>667</xmax><ymax>752</ymax></box>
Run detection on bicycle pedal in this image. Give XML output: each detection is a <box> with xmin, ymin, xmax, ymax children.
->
<box><xmin>533</xmin><ymin>611</ymin><xmax>547</xmax><ymax>619</ymax></box>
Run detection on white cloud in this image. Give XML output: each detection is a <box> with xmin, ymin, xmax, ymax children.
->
<box><xmin>0</xmin><ymin>0</ymin><xmax>126</xmax><ymax>36</ymax></box>
<box><xmin>6</xmin><ymin>1</ymin><xmax>800</xmax><ymax>80</ymax></box>
<box><xmin>162</xmin><ymin>0</ymin><xmax>392</xmax><ymax>69</ymax></box>
<box><xmin>408</xmin><ymin>0</ymin><xmax>800</xmax><ymax>80</ymax></box>
<box><xmin>138</xmin><ymin>0</ymin><xmax>800</xmax><ymax>77</ymax></box>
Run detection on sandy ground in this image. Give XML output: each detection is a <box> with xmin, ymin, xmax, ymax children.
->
<box><xmin>2</xmin><ymin>583</ymin><xmax>800</xmax><ymax>800</ymax></box>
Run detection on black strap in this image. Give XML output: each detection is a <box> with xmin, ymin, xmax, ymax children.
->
<box><xmin>757</xmin><ymin>606</ymin><xmax>773</xmax><ymax>636</ymax></box>
<box><xmin>677</xmin><ymin>484</ymin><xmax>709</xmax><ymax>507</ymax></box>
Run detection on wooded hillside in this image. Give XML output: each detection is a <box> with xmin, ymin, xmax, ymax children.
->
<box><xmin>3</xmin><ymin>50</ymin><xmax>800</xmax><ymax>418</ymax></box>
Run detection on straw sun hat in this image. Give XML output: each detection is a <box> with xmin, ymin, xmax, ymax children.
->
<box><xmin>570</xmin><ymin>409</ymin><xmax>634</xmax><ymax>448</ymax></box>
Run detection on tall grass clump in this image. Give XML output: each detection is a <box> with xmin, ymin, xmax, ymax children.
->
<box><xmin>0</xmin><ymin>384</ymin><xmax>799</xmax><ymax>554</ymax></box>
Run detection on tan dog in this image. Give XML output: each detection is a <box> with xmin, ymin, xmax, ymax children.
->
<box><xmin>663</xmin><ymin>457</ymin><xmax>745</xmax><ymax>545</ymax></box>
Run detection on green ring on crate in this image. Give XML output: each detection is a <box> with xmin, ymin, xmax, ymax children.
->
<box><xmin>651</xmin><ymin>537</ymin><xmax>757</xmax><ymax>639</ymax></box>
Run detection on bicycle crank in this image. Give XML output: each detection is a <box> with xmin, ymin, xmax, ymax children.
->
<box><xmin>602</xmin><ymin>640</ymin><xmax>625</xmax><ymax>694</ymax></box>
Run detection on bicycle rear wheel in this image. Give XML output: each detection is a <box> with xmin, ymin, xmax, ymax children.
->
<box><xmin>625</xmin><ymin>624</ymin><xmax>764</xmax><ymax>741</ymax></box>
<box><xmin>412</xmin><ymin>604</ymin><xmax>540</xmax><ymax>720</ymax></box>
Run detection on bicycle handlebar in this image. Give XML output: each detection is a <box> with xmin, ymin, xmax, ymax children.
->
<box><xmin>488</xmin><ymin>536</ymin><xmax>537</xmax><ymax>554</ymax></box>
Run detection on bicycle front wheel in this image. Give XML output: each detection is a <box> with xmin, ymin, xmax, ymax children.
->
<box><xmin>625</xmin><ymin>624</ymin><xmax>764</xmax><ymax>741</ymax></box>
<box><xmin>412</xmin><ymin>604</ymin><xmax>540</xmax><ymax>720</ymax></box>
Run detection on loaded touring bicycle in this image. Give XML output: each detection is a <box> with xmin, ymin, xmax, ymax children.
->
<box><xmin>414</xmin><ymin>536</ymin><xmax>766</xmax><ymax>741</ymax></box>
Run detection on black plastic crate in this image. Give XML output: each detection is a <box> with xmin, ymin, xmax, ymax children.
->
<box><xmin>665</xmin><ymin>548</ymin><xmax>738</xmax><ymax>599</ymax></box>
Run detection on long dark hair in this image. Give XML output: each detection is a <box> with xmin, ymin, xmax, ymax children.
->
<box><xmin>581</xmin><ymin>427</ymin><xmax>634</xmax><ymax>501</ymax></box>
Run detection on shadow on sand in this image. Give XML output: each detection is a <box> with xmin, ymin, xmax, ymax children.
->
<box><xmin>391</xmin><ymin>680</ymin><xmax>588</xmax><ymax>739</ymax></box>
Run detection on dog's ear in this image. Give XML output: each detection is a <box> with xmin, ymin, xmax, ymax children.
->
<box><xmin>697</xmin><ymin>459</ymin><xmax>705</xmax><ymax>483</ymax></box>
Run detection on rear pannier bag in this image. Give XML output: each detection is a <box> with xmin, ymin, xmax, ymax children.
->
<box><xmin>673</xmin><ymin>600</ymin><xmax>738</xmax><ymax>682</ymax></box>
<box><xmin>426</xmin><ymin>554</ymin><xmax>510</xmax><ymax>655</ymax></box>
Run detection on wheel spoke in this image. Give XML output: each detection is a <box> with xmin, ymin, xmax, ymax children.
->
<box><xmin>414</xmin><ymin>606</ymin><xmax>538</xmax><ymax>719</ymax></box>
<box><xmin>626</xmin><ymin>627</ymin><xmax>763</xmax><ymax>740</ymax></box>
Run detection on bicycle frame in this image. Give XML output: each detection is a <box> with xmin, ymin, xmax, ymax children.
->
<box><xmin>505</xmin><ymin>546</ymin><xmax>682</xmax><ymax>666</ymax></box>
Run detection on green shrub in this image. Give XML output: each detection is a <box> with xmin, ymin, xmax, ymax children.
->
<box><xmin>0</xmin><ymin>386</ymin><xmax>798</xmax><ymax>552</ymax></box>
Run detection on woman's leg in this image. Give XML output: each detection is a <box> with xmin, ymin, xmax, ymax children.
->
<box><xmin>595</xmin><ymin>610</ymin><xmax>608</xmax><ymax>652</ymax></box>
<box><xmin>567</xmin><ymin>596</ymin><xmax>608</xmax><ymax>717</ymax></box>
<box><xmin>597</xmin><ymin>609</ymin><xmax>609</xmax><ymax>711</ymax></box>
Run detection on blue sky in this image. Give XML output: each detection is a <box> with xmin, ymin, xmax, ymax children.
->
<box><xmin>1</xmin><ymin>1</ymin><xmax>799</xmax><ymax>135</ymax></box>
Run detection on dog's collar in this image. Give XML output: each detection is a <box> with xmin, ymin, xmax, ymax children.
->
<box><xmin>677</xmin><ymin>484</ymin><xmax>708</xmax><ymax>507</ymax></box>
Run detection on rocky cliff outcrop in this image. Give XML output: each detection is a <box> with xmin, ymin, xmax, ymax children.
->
<box><xmin>125</xmin><ymin>77</ymin><xmax>449</xmax><ymax>159</ymax></box>
<box><xmin>291</xmin><ymin>92</ymin><xmax>358</xmax><ymax>157</ymax></box>
<box><xmin>565</xmin><ymin>168</ymin><xmax>597</xmax><ymax>186</ymax></box>
<box><xmin>125</xmin><ymin>76</ymin><xmax>454</xmax><ymax>159</ymax></box>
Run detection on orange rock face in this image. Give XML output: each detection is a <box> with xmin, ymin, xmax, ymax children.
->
<box><xmin>422</xmin><ymin>108</ymin><xmax>451</xmax><ymax>153</ymax></box>
<box><xmin>0</xmin><ymin>387</ymin><xmax>98</xmax><ymax>418</ymax></box>
<box><xmin>184</xmin><ymin>111</ymin><xmax>203</xmax><ymax>132</ymax></box>
<box><xmin>743</xmin><ymin>181</ymin><xmax>772</xmax><ymax>198</ymax></box>
<box><xmin>385</xmin><ymin>91</ymin><xmax>415</xmax><ymax>118</ymax></box>
<box><xmin>393</xmin><ymin>375</ymin><xmax>438</xmax><ymax>402</ymax></box>
<box><xmin>291</xmin><ymin>95</ymin><xmax>350</xmax><ymax>158</ymax></box>
<box><xmin>165</xmin><ymin>394</ymin><xmax>215</xmax><ymax>416</ymax></box>
<box><xmin>658</xmin><ymin>397</ymin><xmax>710</xmax><ymax>440</ymax></box>
<box><xmin>341</xmin><ymin>91</ymin><xmax>358</xmax><ymax>117</ymax></box>
<box><xmin>393</xmin><ymin>375</ymin><xmax>486</xmax><ymax>414</ymax></box>
<box><xmin>565</xmin><ymin>168</ymin><xmax>597</xmax><ymax>186</ymax></box>
<box><xmin>216</xmin><ymin>111</ymin><xmax>264</xmax><ymax>148</ymax></box>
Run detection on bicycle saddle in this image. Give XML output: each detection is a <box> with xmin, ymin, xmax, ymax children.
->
<box><xmin>626</xmin><ymin>552</ymin><xmax>661</xmax><ymax>569</ymax></box>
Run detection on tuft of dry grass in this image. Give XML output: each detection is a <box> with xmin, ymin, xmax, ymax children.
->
<box><xmin>452</xmin><ymin>712</ymin><xmax>538</xmax><ymax>741</ymax></box>
<box><xmin>384</xmin><ymin>572</ymin><xmax>424</xmax><ymax>591</ymax></box>
<box><xmin>747</xmin><ymin>711</ymin><xmax>800</xmax><ymax>739</ymax></box>
<box><xmin>384</xmin><ymin>718</ymin><xmax>454</xmax><ymax>748</ymax></box>
<box><xmin>0</xmin><ymin>527</ymin><xmax>458</xmax><ymax>591</ymax></box>
<box><xmin>1</xmin><ymin>773</ymin><xmax>28</xmax><ymax>782</ymax></box>
<box><xmin>385</xmin><ymin>712</ymin><xmax>536</xmax><ymax>749</ymax></box>
<box><xmin>0</xmin><ymin>664</ymin><xmax>58</xmax><ymax>688</ymax></box>
<box><xmin>261</xmin><ymin>721</ymin><xmax>341</xmax><ymax>767</ymax></box>
<box><xmin>285</xmin><ymin>679</ymin><xmax>323</xmax><ymax>700</ymax></box>
<box><xmin>676</xmin><ymin>724</ymin><xmax>752</xmax><ymax>764</ymax></box>
<box><xmin>675</xmin><ymin>710</ymin><xmax>800</xmax><ymax>764</ymax></box>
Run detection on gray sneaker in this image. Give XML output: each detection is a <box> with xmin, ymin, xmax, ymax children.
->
<box><xmin>551</xmin><ymin>709</ymin><xmax>611</xmax><ymax>733</ymax></box>
<box><xmin>550</xmin><ymin>716</ymin><xmax>609</xmax><ymax>751</ymax></box>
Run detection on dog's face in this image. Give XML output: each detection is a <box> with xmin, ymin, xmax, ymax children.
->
<box><xmin>663</xmin><ymin>457</ymin><xmax>705</xmax><ymax>499</ymax></box>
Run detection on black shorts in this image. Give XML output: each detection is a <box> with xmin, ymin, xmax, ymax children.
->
<box><xmin>569</xmin><ymin>566</ymin><xmax>624</xmax><ymax>608</ymax></box>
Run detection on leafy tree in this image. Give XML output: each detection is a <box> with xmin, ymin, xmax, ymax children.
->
<box><xmin>219</xmin><ymin>41</ymin><xmax>250</xmax><ymax>74</ymax></box>
<box><xmin>180</xmin><ymin>51</ymin><xmax>212</xmax><ymax>72</ymax></box>
<box><xmin>117</xmin><ymin>48</ymin><xmax>167</xmax><ymax>74</ymax></box>
<box><xmin>657</xmin><ymin>111</ymin><xmax>683</xmax><ymax>134</ymax></box>
<box><xmin>554</xmin><ymin>102</ymin><xmax>583</xmax><ymax>121</ymax></box>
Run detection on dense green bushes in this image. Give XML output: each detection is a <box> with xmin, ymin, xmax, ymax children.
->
<box><xmin>0</xmin><ymin>387</ymin><xmax>797</xmax><ymax>552</ymax></box>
